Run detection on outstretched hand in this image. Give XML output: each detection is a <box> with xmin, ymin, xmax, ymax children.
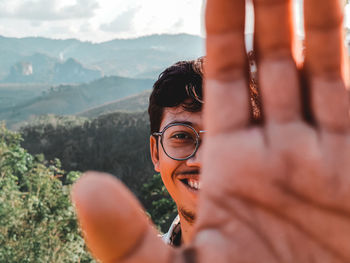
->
<box><xmin>72</xmin><ymin>0</ymin><xmax>350</xmax><ymax>262</ymax></box>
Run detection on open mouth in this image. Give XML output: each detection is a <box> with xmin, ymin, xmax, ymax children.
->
<box><xmin>180</xmin><ymin>178</ymin><xmax>201</xmax><ymax>191</ymax></box>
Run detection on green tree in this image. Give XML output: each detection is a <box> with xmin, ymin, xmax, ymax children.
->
<box><xmin>141</xmin><ymin>174</ymin><xmax>177</xmax><ymax>233</ymax></box>
<box><xmin>0</xmin><ymin>124</ymin><xmax>95</xmax><ymax>263</ymax></box>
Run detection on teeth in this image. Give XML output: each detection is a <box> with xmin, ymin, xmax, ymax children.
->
<box><xmin>188</xmin><ymin>179</ymin><xmax>200</xmax><ymax>190</ymax></box>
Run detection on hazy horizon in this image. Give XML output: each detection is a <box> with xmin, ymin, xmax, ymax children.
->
<box><xmin>0</xmin><ymin>32</ymin><xmax>203</xmax><ymax>43</ymax></box>
<box><xmin>0</xmin><ymin>0</ymin><xmax>349</xmax><ymax>43</ymax></box>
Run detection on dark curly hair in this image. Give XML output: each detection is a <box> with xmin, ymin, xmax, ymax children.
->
<box><xmin>148</xmin><ymin>56</ymin><xmax>260</xmax><ymax>134</ymax></box>
<box><xmin>148</xmin><ymin>57</ymin><xmax>204</xmax><ymax>134</ymax></box>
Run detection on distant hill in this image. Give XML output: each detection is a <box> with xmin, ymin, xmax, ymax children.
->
<box><xmin>1</xmin><ymin>76</ymin><xmax>154</xmax><ymax>128</ymax></box>
<box><xmin>78</xmin><ymin>90</ymin><xmax>151</xmax><ymax>118</ymax></box>
<box><xmin>52</xmin><ymin>58</ymin><xmax>102</xmax><ymax>84</ymax></box>
<box><xmin>0</xmin><ymin>83</ymin><xmax>50</xmax><ymax>112</ymax></box>
<box><xmin>0</xmin><ymin>34</ymin><xmax>204</xmax><ymax>81</ymax></box>
<box><xmin>2</xmin><ymin>53</ymin><xmax>102</xmax><ymax>84</ymax></box>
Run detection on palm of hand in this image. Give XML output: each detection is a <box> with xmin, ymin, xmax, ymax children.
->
<box><xmin>198</xmin><ymin>123</ymin><xmax>350</xmax><ymax>262</ymax></box>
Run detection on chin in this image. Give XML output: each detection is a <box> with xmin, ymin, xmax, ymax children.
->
<box><xmin>179</xmin><ymin>207</ymin><xmax>196</xmax><ymax>224</ymax></box>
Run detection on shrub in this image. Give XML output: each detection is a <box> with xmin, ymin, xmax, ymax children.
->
<box><xmin>141</xmin><ymin>173</ymin><xmax>177</xmax><ymax>233</ymax></box>
<box><xmin>0</xmin><ymin>124</ymin><xmax>95</xmax><ymax>263</ymax></box>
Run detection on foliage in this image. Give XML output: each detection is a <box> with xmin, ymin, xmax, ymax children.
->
<box><xmin>20</xmin><ymin>111</ymin><xmax>155</xmax><ymax>202</ymax></box>
<box><xmin>0</xmin><ymin>124</ymin><xmax>95</xmax><ymax>263</ymax></box>
<box><xmin>141</xmin><ymin>174</ymin><xmax>177</xmax><ymax>233</ymax></box>
<box><xmin>20</xmin><ymin>111</ymin><xmax>178</xmax><ymax>232</ymax></box>
<box><xmin>17</xmin><ymin>110</ymin><xmax>180</xmax><ymax>238</ymax></box>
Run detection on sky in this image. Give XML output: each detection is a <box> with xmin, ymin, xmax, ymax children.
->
<box><xmin>0</xmin><ymin>0</ymin><xmax>348</xmax><ymax>43</ymax></box>
<box><xmin>0</xmin><ymin>0</ymin><xmax>205</xmax><ymax>42</ymax></box>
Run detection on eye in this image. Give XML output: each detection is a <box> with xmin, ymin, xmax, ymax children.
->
<box><xmin>172</xmin><ymin>132</ymin><xmax>192</xmax><ymax>140</ymax></box>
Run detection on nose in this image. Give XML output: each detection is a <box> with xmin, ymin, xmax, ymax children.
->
<box><xmin>186</xmin><ymin>141</ymin><xmax>202</xmax><ymax>167</ymax></box>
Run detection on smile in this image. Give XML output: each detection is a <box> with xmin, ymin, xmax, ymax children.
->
<box><xmin>180</xmin><ymin>178</ymin><xmax>201</xmax><ymax>190</ymax></box>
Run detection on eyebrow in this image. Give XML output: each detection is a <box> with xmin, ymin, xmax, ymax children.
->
<box><xmin>167</xmin><ymin>120</ymin><xmax>193</xmax><ymax>126</ymax></box>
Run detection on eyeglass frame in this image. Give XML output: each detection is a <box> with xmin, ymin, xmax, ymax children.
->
<box><xmin>152</xmin><ymin>122</ymin><xmax>206</xmax><ymax>161</ymax></box>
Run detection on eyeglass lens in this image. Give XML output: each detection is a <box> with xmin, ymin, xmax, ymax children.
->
<box><xmin>162</xmin><ymin>125</ymin><xmax>198</xmax><ymax>160</ymax></box>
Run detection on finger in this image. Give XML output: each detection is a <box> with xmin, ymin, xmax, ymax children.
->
<box><xmin>205</xmin><ymin>0</ymin><xmax>250</xmax><ymax>134</ymax></box>
<box><xmin>304</xmin><ymin>0</ymin><xmax>350</xmax><ymax>133</ymax></box>
<box><xmin>72</xmin><ymin>172</ymin><xmax>173</xmax><ymax>263</ymax></box>
<box><xmin>254</xmin><ymin>0</ymin><xmax>302</xmax><ymax>124</ymax></box>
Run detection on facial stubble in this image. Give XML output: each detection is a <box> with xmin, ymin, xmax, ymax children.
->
<box><xmin>179</xmin><ymin>207</ymin><xmax>196</xmax><ymax>225</ymax></box>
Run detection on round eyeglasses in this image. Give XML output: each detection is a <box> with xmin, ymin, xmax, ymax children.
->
<box><xmin>152</xmin><ymin>123</ymin><xmax>206</xmax><ymax>161</ymax></box>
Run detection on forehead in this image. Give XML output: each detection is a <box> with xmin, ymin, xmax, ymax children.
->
<box><xmin>160</xmin><ymin>106</ymin><xmax>203</xmax><ymax>130</ymax></box>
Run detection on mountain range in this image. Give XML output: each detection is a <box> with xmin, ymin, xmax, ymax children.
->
<box><xmin>2</xmin><ymin>53</ymin><xmax>102</xmax><ymax>84</ymax></box>
<box><xmin>0</xmin><ymin>33</ymin><xmax>205</xmax><ymax>129</ymax></box>
<box><xmin>0</xmin><ymin>33</ymin><xmax>204</xmax><ymax>82</ymax></box>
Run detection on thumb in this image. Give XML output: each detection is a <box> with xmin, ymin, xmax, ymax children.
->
<box><xmin>71</xmin><ymin>171</ymin><xmax>174</xmax><ymax>263</ymax></box>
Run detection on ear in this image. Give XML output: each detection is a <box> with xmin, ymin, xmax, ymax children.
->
<box><xmin>150</xmin><ymin>136</ymin><xmax>160</xmax><ymax>172</ymax></box>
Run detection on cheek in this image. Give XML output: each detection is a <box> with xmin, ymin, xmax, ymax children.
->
<box><xmin>159</xmin><ymin>160</ymin><xmax>181</xmax><ymax>204</ymax></box>
<box><xmin>159</xmin><ymin>158</ymin><xmax>176</xmax><ymax>179</ymax></box>
<box><xmin>158</xmin><ymin>156</ymin><xmax>179</xmax><ymax>187</ymax></box>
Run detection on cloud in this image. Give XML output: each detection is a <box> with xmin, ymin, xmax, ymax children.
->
<box><xmin>79</xmin><ymin>22</ymin><xmax>93</xmax><ymax>33</ymax></box>
<box><xmin>0</xmin><ymin>0</ymin><xmax>205</xmax><ymax>42</ymax></box>
<box><xmin>172</xmin><ymin>19</ymin><xmax>184</xmax><ymax>30</ymax></box>
<box><xmin>59</xmin><ymin>0</ymin><xmax>99</xmax><ymax>19</ymax></box>
<box><xmin>100</xmin><ymin>7</ymin><xmax>139</xmax><ymax>33</ymax></box>
<box><xmin>30</xmin><ymin>20</ymin><xmax>43</xmax><ymax>27</ymax></box>
<box><xmin>0</xmin><ymin>0</ymin><xmax>99</xmax><ymax>21</ymax></box>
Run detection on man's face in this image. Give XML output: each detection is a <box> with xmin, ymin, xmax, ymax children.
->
<box><xmin>150</xmin><ymin>106</ymin><xmax>203</xmax><ymax>224</ymax></box>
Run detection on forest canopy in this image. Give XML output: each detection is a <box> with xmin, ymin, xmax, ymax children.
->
<box><xmin>0</xmin><ymin>124</ymin><xmax>95</xmax><ymax>262</ymax></box>
<box><xmin>1</xmin><ymin>120</ymin><xmax>176</xmax><ymax>262</ymax></box>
